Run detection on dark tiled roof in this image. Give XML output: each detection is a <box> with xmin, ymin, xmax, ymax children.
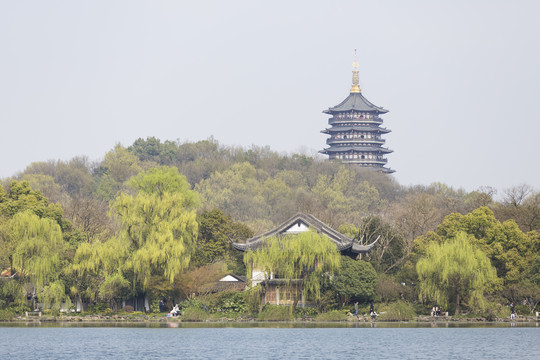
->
<box><xmin>323</xmin><ymin>93</ymin><xmax>388</xmax><ymax>114</ymax></box>
<box><xmin>231</xmin><ymin>213</ymin><xmax>377</xmax><ymax>254</ymax></box>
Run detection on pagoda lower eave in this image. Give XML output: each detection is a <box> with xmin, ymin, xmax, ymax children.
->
<box><xmin>321</xmin><ymin>146</ymin><xmax>393</xmax><ymax>154</ymax></box>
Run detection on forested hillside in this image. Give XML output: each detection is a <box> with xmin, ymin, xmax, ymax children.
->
<box><xmin>1</xmin><ymin>137</ymin><xmax>539</xmax><ymax>318</ymax></box>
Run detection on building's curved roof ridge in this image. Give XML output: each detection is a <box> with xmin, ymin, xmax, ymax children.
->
<box><xmin>231</xmin><ymin>213</ymin><xmax>376</xmax><ymax>254</ymax></box>
<box><xmin>323</xmin><ymin>92</ymin><xmax>388</xmax><ymax>114</ymax></box>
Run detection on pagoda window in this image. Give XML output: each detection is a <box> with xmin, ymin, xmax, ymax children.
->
<box><xmin>361</xmin><ymin>155</ymin><xmax>365</xmax><ymax>159</ymax></box>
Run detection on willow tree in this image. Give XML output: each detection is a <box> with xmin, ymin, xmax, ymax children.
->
<box><xmin>11</xmin><ymin>211</ymin><xmax>68</xmax><ymax>309</ymax></box>
<box><xmin>244</xmin><ymin>230</ymin><xmax>341</xmax><ymax>313</ymax></box>
<box><xmin>416</xmin><ymin>232</ymin><xmax>500</xmax><ymax>314</ymax></box>
<box><xmin>109</xmin><ymin>166</ymin><xmax>199</xmax><ymax>292</ymax></box>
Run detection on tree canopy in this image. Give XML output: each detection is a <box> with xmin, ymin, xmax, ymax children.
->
<box><xmin>417</xmin><ymin>232</ymin><xmax>500</xmax><ymax>314</ymax></box>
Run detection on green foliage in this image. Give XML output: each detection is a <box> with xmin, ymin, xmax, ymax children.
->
<box><xmin>377</xmin><ymin>301</ymin><xmax>416</xmax><ymax>321</ymax></box>
<box><xmin>312</xmin><ymin>168</ymin><xmax>384</xmax><ymax>224</ymax></box>
<box><xmin>0</xmin><ymin>309</ymin><xmax>15</xmax><ymax>321</ymax></box>
<box><xmin>0</xmin><ymin>180</ymin><xmax>63</xmax><ymax>223</ymax></box>
<box><xmin>182</xmin><ymin>307</ymin><xmax>209</xmax><ymax>321</ymax></box>
<box><xmin>178</xmin><ymin>298</ymin><xmax>204</xmax><ymax>311</ymax></box>
<box><xmin>40</xmin><ymin>281</ymin><xmax>70</xmax><ymax>313</ymax></box>
<box><xmin>315</xmin><ymin>310</ymin><xmax>348</xmax><ymax>321</ymax></box>
<box><xmin>109</xmin><ymin>166</ymin><xmax>199</xmax><ymax>288</ymax></box>
<box><xmin>88</xmin><ymin>302</ymin><xmax>112</xmax><ymax>314</ymax></box>
<box><xmin>128</xmin><ymin>137</ymin><xmax>177</xmax><ymax>165</ymax></box>
<box><xmin>245</xmin><ymin>230</ymin><xmax>341</xmax><ymax>311</ymax></box>
<box><xmin>417</xmin><ymin>232</ymin><xmax>501</xmax><ymax>314</ymax></box>
<box><xmin>331</xmin><ymin>257</ymin><xmax>376</xmax><ymax>304</ymax></box>
<box><xmin>257</xmin><ymin>304</ymin><xmax>293</xmax><ymax>321</ymax></box>
<box><xmin>0</xmin><ymin>279</ymin><xmax>24</xmax><ymax>306</ymax></box>
<box><xmin>99</xmin><ymin>273</ymin><xmax>130</xmax><ymax>304</ymax></box>
<box><xmin>419</xmin><ymin>207</ymin><xmax>540</xmax><ymax>283</ymax></box>
<box><xmin>192</xmin><ymin>209</ymin><xmax>253</xmax><ymax>271</ymax></box>
<box><xmin>214</xmin><ymin>291</ymin><xmax>247</xmax><ymax>313</ymax></box>
<box><xmin>294</xmin><ymin>306</ymin><xmax>318</xmax><ymax>318</ymax></box>
<box><xmin>11</xmin><ymin>211</ymin><xmax>66</xmax><ymax>292</ymax></box>
<box><xmin>9</xmin><ymin>301</ymin><xmax>31</xmax><ymax>315</ymax></box>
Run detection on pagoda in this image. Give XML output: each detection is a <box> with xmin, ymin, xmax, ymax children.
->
<box><xmin>320</xmin><ymin>51</ymin><xmax>394</xmax><ymax>173</ymax></box>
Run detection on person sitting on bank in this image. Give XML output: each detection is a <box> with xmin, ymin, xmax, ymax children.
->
<box><xmin>170</xmin><ymin>304</ymin><xmax>181</xmax><ymax>317</ymax></box>
<box><xmin>370</xmin><ymin>310</ymin><xmax>378</xmax><ymax>320</ymax></box>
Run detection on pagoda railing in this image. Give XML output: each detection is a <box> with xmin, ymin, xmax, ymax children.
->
<box><xmin>326</xmin><ymin>138</ymin><xmax>385</xmax><ymax>145</ymax></box>
<box><xmin>329</xmin><ymin>118</ymin><xmax>383</xmax><ymax>126</ymax></box>
<box><xmin>338</xmin><ymin>158</ymin><xmax>388</xmax><ymax>164</ymax></box>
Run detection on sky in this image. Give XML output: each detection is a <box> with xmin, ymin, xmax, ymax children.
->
<box><xmin>1</xmin><ymin>0</ymin><xmax>539</xmax><ymax>194</ymax></box>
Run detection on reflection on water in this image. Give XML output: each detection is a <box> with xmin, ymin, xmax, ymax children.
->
<box><xmin>0</xmin><ymin>320</ymin><xmax>537</xmax><ymax>329</ymax></box>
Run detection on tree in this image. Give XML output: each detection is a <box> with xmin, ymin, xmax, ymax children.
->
<box><xmin>426</xmin><ymin>207</ymin><xmax>539</xmax><ymax>283</ymax></box>
<box><xmin>244</xmin><ymin>230</ymin><xmax>341</xmax><ymax>313</ymax></box>
<box><xmin>192</xmin><ymin>209</ymin><xmax>253</xmax><ymax>272</ymax></box>
<box><xmin>331</xmin><ymin>256</ymin><xmax>376</xmax><ymax>305</ymax></box>
<box><xmin>416</xmin><ymin>232</ymin><xmax>500</xmax><ymax>314</ymax></box>
<box><xmin>11</xmin><ymin>211</ymin><xmax>68</xmax><ymax>309</ymax></box>
<box><xmin>109</xmin><ymin>166</ymin><xmax>199</xmax><ymax>289</ymax></box>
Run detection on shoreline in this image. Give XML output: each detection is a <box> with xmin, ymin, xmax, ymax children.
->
<box><xmin>2</xmin><ymin>313</ymin><xmax>539</xmax><ymax>326</ymax></box>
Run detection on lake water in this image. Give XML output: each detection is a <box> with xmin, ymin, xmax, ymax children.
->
<box><xmin>1</xmin><ymin>323</ymin><xmax>538</xmax><ymax>359</ymax></box>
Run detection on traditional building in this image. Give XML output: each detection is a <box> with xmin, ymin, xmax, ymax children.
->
<box><xmin>320</xmin><ymin>51</ymin><xmax>394</xmax><ymax>173</ymax></box>
<box><xmin>231</xmin><ymin>213</ymin><xmax>378</xmax><ymax>306</ymax></box>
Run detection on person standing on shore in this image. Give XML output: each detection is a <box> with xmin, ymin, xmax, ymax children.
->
<box><xmin>354</xmin><ymin>302</ymin><xmax>358</xmax><ymax>316</ymax></box>
<box><xmin>510</xmin><ymin>302</ymin><xmax>516</xmax><ymax>320</ymax></box>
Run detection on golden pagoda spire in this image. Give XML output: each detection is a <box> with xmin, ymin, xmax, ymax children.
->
<box><xmin>350</xmin><ymin>49</ymin><xmax>361</xmax><ymax>93</ymax></box>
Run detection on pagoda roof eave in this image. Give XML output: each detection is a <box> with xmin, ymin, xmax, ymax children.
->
<box><xmin>322</xmin><ymin>146</ymin><xmax>393</xmax><ymax>154</ymax></box>
<box><xmin>323</xmin><ymin>92</ymin><xmax>388</xmax><ymax>114</ymax></box>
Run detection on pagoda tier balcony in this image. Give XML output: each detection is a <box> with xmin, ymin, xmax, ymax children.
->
<box><xmin>321</xmin><ymin>126</ymin><xmax>390</xmax><ymax>134</ymax></box>
<box><xmin>326</xmin><ymin>138</ymin><xmax>385</xmax><ymax>146</ymax></box>
<box><xmin>333</xmin><ymin>157</ymin><xmax>388</xmax><ymax>165</ymax></box>
<box><xmin>329</xmin><ymin>118</ymin><xmax>383</xmax><ymax>126</ymax></box>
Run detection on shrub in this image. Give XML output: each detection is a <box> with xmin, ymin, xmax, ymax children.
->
<box><xmin>0</xmin><ymin>309</ymin><xmax>15</xmax><ymax>321</ymax></box>
<box><xmin>182</xmin><ymin>307</ymin><xmax>209</xmax><ymax>321</ymax></box>
<box><xmin>89</xmin><ymin>302</ymin><xmax>112</xmax><ymax>314</ymax></box>
<box><xmin>179</xmin><ymin>298</ymin><xmax>204</xmax><ymax>311</ymax></box>
<box><xmin>316</xmin><ymin>310</ymin><xmax>348</xmax><ymax>321</ymax></box>
<box><xmin>482</xmin><ymin>303</ymin><xmax>508</xmax><ymax>321</ymax></box>
<box><xmin>9</xmin><ymin>301</ymin><xmax>31</xmax><ymax>315</ymax></box>
<box><xmin>294</xmin><ymin>306</ymin><xmax>318</xmax><ymax>318</ymax></box>
<box><xmin>122</xmin><ymin>305</ymin><xmax>134</xmax><ymax>313</ymax></box>
<box><xmin>215</xmin><ymin>292</ymin><xmax>247</xmax><ymax>313</ymax></box>
<box><xmin>257</xmin><ymin>305</ymin><xmax>292</xmax><ymax>321</ymax></box>
<box><xmin>377</xmin><ymin>301</ymin><xmax>416</xmax><ymax>321</ymax></box>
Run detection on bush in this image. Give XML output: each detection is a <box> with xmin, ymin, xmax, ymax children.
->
<box><xmin>178</xmin><ymin>298</ymin><xmax>204</xmax><ymax>311</ymax></box>
<box><xmin>316</xmin><ymin>310</ymin><xmax>348</xmax><ymax>321</ymax></box>
<box><xmin>377</xmin><ymin>301</ymin><xmax>416</xmax><ymax>321</ymax></box>
<box><xmin>0</xmin><ymin>309</ymin><xmax>15</xmax><ymax>321</ymax></box>
<box><xmin>482</xmin><ymin>303</ymin><xmax>508</xmax><ymax>321</ymax></box>
<box><xmin>215</xmin><ymin>292</ymin><xmax>247</xmax><ymax>313</ymax></box>
<box><xmin>122</xmin><ymin>305</ymin><xmax>134</xmax><ymax>313</ymax></box>
<box><xmin>257</xmin><ymin>305</ymin><xmax>292</xmax><ymax>321</ymax></box>
<box><xmin>515</xmin><ymin>304</ymin><xmax>529</xmax><ymax>315</ymax></box>
<box><xmin>182</xmin><ymin>307</ymin><xmax>209</xmax><ymax>321</ymax></box>
<box><xmin>9</xmin><ymin>301</ymin><xmax>31</xmax><ymax>315</ymax></box>
<box><xmin>294</xmin><ymin>306</ymin><xmax>318</xmax><ymax>318</ymax></box>
<box><xmin>89</xmin><ymin>302</ymin><xmax>112</xmax><ymax>314</ymax></box>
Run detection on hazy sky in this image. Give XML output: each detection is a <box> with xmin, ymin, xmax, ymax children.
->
<box><xmin>1</xmin><ymin>0</ymin><xmax>539</xmax><ymax>194</ymax></box>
